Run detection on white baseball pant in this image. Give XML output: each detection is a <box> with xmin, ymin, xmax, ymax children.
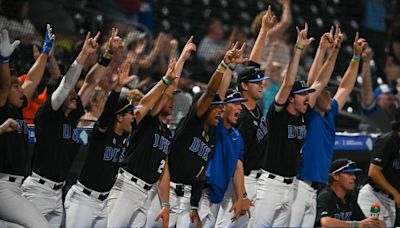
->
<box><xmin>145</xmin><ymin>185</ymin><xmax>163</xmax><ymax>228</ymax></box>
<box><xmin>357</xmin><ymin>183</ymin><xmax>396</xmax><ymax>227</ymax></box>
<box><xmin>107</xmin><ymin>169</ymin><xmax>152</xmax><ymax>227</ymax></box>
<box><xmin>215</xmin><ymin>170</ymin><xmax>259</xmax><ymax>228</ymax></box>
<box><xmin>64</xmin><ymin>182</ymin><xmax>111</xmax><ymax>228</ymax></box>
<box><xmin>0</xmin><ymin>174</ymin><xmax>50</xmax><ymax>228</ymax></box>
<box><xmin>22</xmin><ymin>173</ymin><xmax>64</xmax><ymax>228</ymax></box>
<box><xmin>253</xmin><ymin>170</ymin><xmax>296</xmax><ymax>227</ymax></box>
<box><xmin>289</xmin><ymin>179</ymin><xmax>317</xmax><ymax>227</ymax></box>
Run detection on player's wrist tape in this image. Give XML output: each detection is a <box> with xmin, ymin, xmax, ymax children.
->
<box><xmin>295</xmin><ymin>43</ymin><xmax>305</xmax><ymax>50</ymax></box>
<box><xmin>0</xmin><ymin>55</ymin><xmax>10</xmax><ymax>63</ymax></box>
<box><xmin>191</xmin><ymin>206</ymin><xmax>199</xmax><ymax>210</ymax></box>
<box><xmin>98</xmin><ymin>56</ymin><xmax>111</xmax><ymax>67</ymax></box>
<box><xmin>347</xmin><ymin>221</ymin><xmax>358</xmax><ymax>228</ymax></box>
<box><xmin>162</xmin><ymin>76</ymin><xmax>172</xmax><ymax>85</ymax></box>
<box><xmin>351</xmin><ymin>55</ymin><xmax>361</xmax><ymax>63</ymax></box>
<box><xmin>274</xmin><ymin>100</ymin><xmax>285</xmax><ymax>107</ymax></box>
<box><xmin>228</xmin><ymin>63</ymin><xmax>237</xmax><ymax>71</ymax></box>
<box><xmin>161</xmin><ymin>202</ymin><xmax>170</xmax><ymax>207</ymax></box>
<box><xmin>217</xmin><ymin>60</ymin><xmax>228</xmax><ymax>72</ymax></box>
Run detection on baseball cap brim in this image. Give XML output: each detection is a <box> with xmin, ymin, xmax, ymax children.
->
<box><xmin>292</xmin><ymin>88</ymin><xmax>316</xmax><ymax>94</ymax></box>
<box><xmin>247</xmin><ymin>76</ymin><xmax>270</xmax><ymax>83</ymax></box>
<box><xmin>211</xmin><ymin>100</ymin><xmax>226</xmax><ymax>105</ymax></box>
<box><xmin>340</xmin><ymin>167</ymin><xmax>362</xmax><ymax>173</ymax></box>
<box><xmin>225</xmin><ymin>97</ymin><xmax>248</xmax><ymax>103</ymax></box>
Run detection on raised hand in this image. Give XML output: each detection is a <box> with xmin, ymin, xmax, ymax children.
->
<box><xmin>362</xmin><ymin>46</ymin><xmax>373</xmax><ymax>61</ymax></box>
<box><xmin>180</xmin><ymin>35</ymin><xmax>197</xmax><ymax>61</ymax></box>
<box><xmin>223</xmin><ymin>42</ymin><xmax>241</xmax><ymax>65</ymax></box>
<box><xmin>278</xmin><ymin>0</ymin><xmax>290</xmax><ymax>6</ymax></box>
<box><xmin>0</xmin><ymin>29</ymin><xmax>20</xmax><ymax>61</ymax></box>
<box><xmin>231</xmin><ymin>42</ymin><xmax>249</xmax><ymax>64</ymax></box>
<box><xmin>353</xmin><ymin>32</ymin><xmax>367</xmax><ymax>56</ymax></box>
<box><xmin>164</xmin><ymin>58</ymin><xmax>177</xmax><ymax>82</ymax></box>
<box><xmin>296</xmin><ymin>23</ymin><xmax>315</xmax><ymax>47</ymax></box>
<box><xmin>82</xmin><ymin>31</ymin><xmax>100</xmax><ymax>56</ymax></box>
<box><xmin>319</xmin><ymin>26</ymin><xmax>334</xmax><ymax>49</ymax></box>
<box><xmin>333</xmin><ymin>25</ymin><xmax>344</xmax><ymax>49</ymax></box>
<box><xmin>155</xmin><ymin>206</ymin><xmax>170</xmax><ymax>228</ymax></box>
<box><xmin>116</xmin><ymin>63</ymin><xmax>136</xmax><ymax>89</ymax></box>
<box><xmin>41</xmin><ymin>24</ymin><xmax>55</xmax><ymax>54</ymax></box>
<box><xmin>261</xmin><ymin>5</ymin><xmax>276</xmax><ymax>31</ymax></box>
<box><xmin>108</xmin><ymin>28</ymin><xmax>123</xmax><ymax>52</ymax></box>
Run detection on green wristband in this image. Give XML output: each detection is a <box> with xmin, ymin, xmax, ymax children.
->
<box><xmin>295</xmin><ymin>43</ymin><xmax>305</xmax><ymax>50</ymax></box>
<box><xmin>162</xmin><ymin>76</ymin><xmax>172</xmax><ymax>85</ymax></box>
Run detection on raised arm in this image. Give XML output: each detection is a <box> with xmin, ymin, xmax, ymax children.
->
<box><xmin>0</xmin><ymin>29</ymin><xmax>20</xmax><ymax>107</ymax></box>
<box><xmin>307</xmin><ymin>26</ymin><xmax>334</xmax><ymax>86</ymax></box>
<box><xmin>79</xmin><ymin>28</ymin><xmax>123</xmax><ymax>107</ymax></box>
<box><xmin>249</xmin><ymin>5</ymin><xmax>276</xmax><ymax>64</ymax></box>
<box><xmin>134</xmin><ymin>59</ymin><xmax>177</xmax><ymax>124</ymax></box>
<box><xmin>51</xmin><ymin>31</ymin><xmax>100</xmax><ymax>110</ymax></box>
<box><xmin>138</xmin><ymin>32</ymin><xmax>163</xmax><ymax>69</ymax></box>
<box><xmin>334</xmin><ymin>33</ymin><xmax>367</xmax><ymax>110</ymax></box>
<box><xmin>196</xmin><ymin>44</ymin><xmax>241</xmax><ymax>117</ymax></box>
<box><xmin>22</xmin><ymin>24</ymin><xmax>54</xmax><ymax>100</ymax></box>
<box><xmin>267</xmin><ymin>0</ymin><xmax>292</xmax><ymax>37</ymax></box>
<box><xmin>151</xmin><ymin>36</ymin><xmax>197</xmax><ymax>116</ymax></box>
<box><xmin>274</xmin><ymin>23</ymin><xmax>314</xmax><ymax>111</ymax></box>
<box><xmin>360</xmin><ymin>47</ymin><xmax>374</xmax><ymax>108</ymax></box>
<box><xmin>308</xmin><ymin>27</ymin><xmax>342</xmax><ymax>108</ymax></box>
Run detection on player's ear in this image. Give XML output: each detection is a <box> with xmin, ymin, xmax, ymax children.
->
<box><xmin>288</xmin><ymin>95</ymin><xmax>295</xmax><ymax>103</ymax></box>
<box><xmin>240</xmin><ymin>82</ymin><xmax>248</xmax><ymax>91</ymax></box>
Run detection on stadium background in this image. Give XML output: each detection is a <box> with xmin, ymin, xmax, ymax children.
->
<box><xmin>1</xmin><ymin>0</ymin><xmax>399</xmax><ymax>200</ymax></box>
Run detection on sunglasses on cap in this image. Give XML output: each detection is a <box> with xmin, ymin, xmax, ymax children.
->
<box><xmin>331</xmin><ymin>160</ymin><xmax>362</xmax><ymax>174</ymax></box>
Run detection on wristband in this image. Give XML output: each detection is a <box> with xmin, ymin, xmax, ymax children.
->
<box><xmin>161</xmin><ymin>202</ymin><xmax>170</xmax><ymax>207</ymax></box>
<box><xmin>295</xmin><ymin>43</ymin><xmax>305</xmax><ymax>50</ymax></box>
<box><xmin>0</xmin><ymin>55</ymin><xmax>10</xmax><ymax>63</ymax></box>
<box><xmin>191</xmin><ymin>206</ymin><xmax>199</xmax><ymax>210</ymax></box>
<box><xmin>217</xmin><ymin>61</ymin><xmax>228</xmax><ymax>72</ymax></box>
<box><xmin>98</xmin><ymin>56</ymin><xmax>111</xmax><ymax>67</ymax></box>
<box><xmin>228</xmin><ymin>63</ymin><xmax>237</xmax><ymax>71</ymax></box>
<box><xmin>351</xmin><ymin>55</ymin><xmax>361</xmax><ymax>63</ymax></box>
<box><xmin>162</xmin><ymin>76</ymin><xmax>172</xmax><ymax>85</ymax></box>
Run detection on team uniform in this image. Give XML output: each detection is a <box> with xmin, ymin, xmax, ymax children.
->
<box><xmin>63</xmin><ymin>90</ymin><xmax>128</xmax><ymax>227</ymax></box>
<box><xmin>167</xmin><ymin>103</ymin><xmax>217</xmax><ymax>227</ymax></box>
<box><xmin>255</xmin><ymin>103</ymin><xmax>307</xmax><ymax>227</ymax></box>
<box><xmin>107</xmin><ymin>113</ymin><xmax>172</xmax><ymax>227</ymax></box>
<box><xmin>316</xmin><ymin>187</ymin><xmax>365</xmax><ymax>226</ymax></box>
<box><xmin>357</xmin><ymin>131</ymin><xmax>400</xmax><ymax>227</ymax></box>
<box><xmin>290</xmin><ymin>99</ymin><xmax>339</xmax><ymax>227</ymax></box>
<box><xmin>0</xmin><ymin>97</ymin><xmax>50</xmax><ymax>228</ymax></box>
<box><xmin>22</xmin><ymin>96</ymin><xmax>85</xmax><ymax>227</ymax></box>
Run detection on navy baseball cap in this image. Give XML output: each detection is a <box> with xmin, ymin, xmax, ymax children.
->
<box><xmin>290</xmin><ymin>80</ymin><xmax>316</xmax><ymax>95</ymax></box>
<box><xmin>330</xmin><ymin>159</ymin><xmax>362</xmax><ymax>174</ymax></box>
<box><xmin>373</xmin><ymin>84</ymin><xmax>397</xmax><ymax>98</ymax></box>
<box><xmin>224</xmin><ymin>89</ymin><xmax>247</xmax><ymax>103</ymax></box>
<box><xmin>237</xmin><ymin>66</ymin><xmax>269</xmax><ymax>84</ymax></box>
<box><xmin>114</xmin><ymin>96</ymin><xmax>141</xmax><ymax>115</ymax></box>
<box><xmin>211</xmin><ymin>94</ymin><xmax>226</xmax><ymax>105</ymax></box>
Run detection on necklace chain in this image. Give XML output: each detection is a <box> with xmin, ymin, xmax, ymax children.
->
<box><xmin>249</xmin><ymin>107</ymin><xmax>260</xmax><ymax>119</ymax></box>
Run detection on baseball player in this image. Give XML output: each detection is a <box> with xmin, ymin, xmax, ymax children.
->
<box><xmin>316</xmin><ymin>159</ymin><xmax>385</xmax><ymax>228</ymax></box>
<box><xmin>254</xmin><ymin>23</ymin><xmax>315</xmax><ymax>227</ymax></box>
<box><xmin>166</xmin><ymin>44</ymin><xmax>242</xmax><ymax>228</ymax></box>
<box><xmin>357</xmin><ymin>107</ymin><xmax>400</xmax><ymax>227</ymax></box>
<box><xmin>63</xmin><ymin>60</ymin><xmax>136</xmax><ymax>228</ymax></box>
<box><xmin>107</xmin><ymin>37</ymin><xmax>196</xmax><ymax>228</ymax></box>
<box><xmin>0</xmin><ymin>28</ymin><xmax>51</xmax><ymax>228</ymax></box>
<box><xmin>290</xmin><ymin>30</ymin><xmax>367</xmax><ymax>226</ymax></box>
<box><xmin>221</xmin><ymin>6</ymin><xmax>275</xmax><ymax>227</ymax></box>
<box><xmin>21</xmin><ymin>31</ymin><xmax>103</xmax><ymax>227</ymax></box>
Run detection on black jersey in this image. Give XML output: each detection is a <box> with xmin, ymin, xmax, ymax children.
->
<box><xmin>79</xmin><ymin>125</ymin><xmax>127</xmax><ymax>192</ymax></box>
<box><xmin>235</xmin><ymin>104</ymin><xmax>268</xmax><ymax>175</ymax></box>
<box><xmin>123</xmin><ymin>114</ymin><xmax>172</xmax><ymax>184</ymax></box>
<box><xmin>368</xmin><ymin>131</ymin><xmax>400</xmax><ymax>193</ymax></box>
<box><xmin>262</xmin><ymin>104</ymin><xmax>307</xmax><ymax>177</ymax></box>
<box><xmin>316</xmin><ymin>187</ymin><xmax>365</xmax><ymax>227</ymax></box>
<box><xmin>31</xmin><ymin>97</ymin><xmax>85</xmax><ymax>182</ymax></box>
<box><xmin>0</xmin><ymin>98</ymin><xmax>29</xmax><ymax>176</ymax></box>
<box><xmin>168</xmin><ymin>104</ymin><xmax>216</xmax><ymax>185</ymax></box>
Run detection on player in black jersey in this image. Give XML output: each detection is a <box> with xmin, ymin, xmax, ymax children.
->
<box><xmin>21</xmin><ymin>30</ymin><xmax>114</xmax><ymax>227</ymax></box>
<box><xmin>254</xmin><ymin>23</ymin><xmax>316</xmax><ymax>227</ymax></box>
<box><xmin>63</xmin><ymin>59</ymin><xmax>137</xmax><ymax>227</ymax></box>
<box><xmin>167</xmin><ymin>43</ymin><xmax>243</xmax><ymax>227</ymax></box>
<box><xmin>107</xmin><ymin>37</ymin><xmax>196</xmax><ymax>228</ymax></box>
<box><xmin>0</xmin><ymin>27</ymin><xmax>53</xmax><ymax>228</ymax></box>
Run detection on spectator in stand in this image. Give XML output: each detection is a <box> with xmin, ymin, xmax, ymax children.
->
<box><xmin>0</xmin><ymin>0</ymin><xmax>42</xmax><ymax>45</ymax></box>
<box><xmin>78</xmin><ymin>87</ymin><xmax>108</xmax><ymax>127</ymax></box>
<box><xmin>98</xmin><ymin>0</ymin><xmax>141</xmax><ymax>21</ymax></box>
<box><xmin>315</xmin><ymin>159</ymin><xmax>386</xmax><ymax>228</ymax></box>
<box><xmin>261</xmin><ymin>60</ymin><xmax>284</xmax><ymax>115</ymax></box>
<box><xmin>361</xmin><ymin>47</ymin><xmax>398</xmax><ymax>133</ymax></box>
<box><xmin>251</xmin><ymin>0</ymin><xmax>292</xmax><ymax>74</ymax></box>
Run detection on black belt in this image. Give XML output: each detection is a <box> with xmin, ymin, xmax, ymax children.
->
<box><xmin>119</xmin><ymin>169</ymin><xmax>152</xmax><ymax>191</ymax></box>
<box><xmin>372</xmin><ymin>187</ymin><xmax>394</xmax><ymax>200</ymax></box>
<box><xmin>82</xmin><ymin>188</ymin><xmax>109</xmax><ymax>201</ymax></box>
<box><xmin>38</xmin><ymin>179</ymin><xmax>63</xmax><ymax>190</ymax></box>
<box><xmin>268</xmin><ymin>174</ymin><xmax>294</xmax><ymax>184</ymax></box>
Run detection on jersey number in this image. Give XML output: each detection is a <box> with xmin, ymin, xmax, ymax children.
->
<box><xmin>157</xmin><ymin>160</ymin><xmax>166</xmax><ymax>174</ymax></box>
